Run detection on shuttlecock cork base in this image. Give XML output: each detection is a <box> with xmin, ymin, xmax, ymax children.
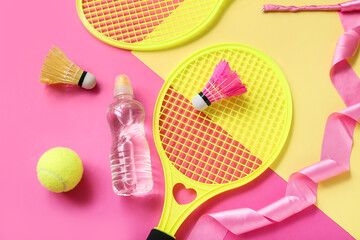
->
<box><xmin>192</xmin><ymin>60</ymin><xmax>247</xmax><ymax>111</ymax></box>
<box><xmin>192</xmin><ymin>91</ymin><xmax>212</xmax><ymax>111</ymax></box>
<box><xmin>78</xmin><ymin>71</ymin><xmax>96</xmax><ymax>89</ymax></box>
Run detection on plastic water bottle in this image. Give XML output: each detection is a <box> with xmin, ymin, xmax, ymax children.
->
<box><xmin>107</xmin><ymin>75</ymin><xmax>153</xmax><ymax>196</ymax></box>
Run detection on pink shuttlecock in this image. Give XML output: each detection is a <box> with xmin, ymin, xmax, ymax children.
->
<box><xmin>192</xmin><ymin>60</ymin><xmax>247</xmax><ymax>111</ymax></box>
<box><xmin>263</xmin><ymin>0</ymin><xmax>360</xmax><ymax>12</ymax></box>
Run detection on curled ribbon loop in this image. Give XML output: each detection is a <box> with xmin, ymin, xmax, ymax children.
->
<box><xmin>188</xmin><ymin>12</ymin><xmax>360</xmax><ymax>240</ymax></box>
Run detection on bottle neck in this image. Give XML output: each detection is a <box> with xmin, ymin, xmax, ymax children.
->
<box><xmin>114</xmin><ymin>93</ymin><xmax>133</xmax><ymax>100</ymax></box>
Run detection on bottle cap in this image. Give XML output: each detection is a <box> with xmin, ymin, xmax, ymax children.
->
<box><xmin>114</xmin><ymin>74</ymin><xmax>134</xmax><ymax>97</ymax></box>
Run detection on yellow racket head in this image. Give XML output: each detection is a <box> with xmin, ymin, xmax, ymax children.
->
<box><xmin>76</xmin><ymin>0</ymin><xmax>224</xmax><ymax>51</ymax></box>
<box><xmin>149</xmin><ymin>43</ymin><xmax>292</xmax><ymax>238</ymax></box>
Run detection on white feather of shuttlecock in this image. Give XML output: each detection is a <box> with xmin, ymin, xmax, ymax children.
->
<box><xmin>39</xmin><ymin>46</ymin><xmax>96</xmax><ymax>89</ymax></box>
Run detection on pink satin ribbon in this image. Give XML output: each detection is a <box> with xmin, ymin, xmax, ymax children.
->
<box><xmin>188</xmin><ymin>12</ymin><xmax>360</xmax><ymax>240</ymax></box>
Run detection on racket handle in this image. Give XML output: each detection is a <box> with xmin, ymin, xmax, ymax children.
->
<box><xmin>147</xmin><ymin>229</ymin><xmax>175</xmax><ymax>240</ymax></box>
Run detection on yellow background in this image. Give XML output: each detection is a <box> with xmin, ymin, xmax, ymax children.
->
<box><xmin>133</xmin><ymin>0</ymin><xmax>360</xmax><ymax>238</ymax></box>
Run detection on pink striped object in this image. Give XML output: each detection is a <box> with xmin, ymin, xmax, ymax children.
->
<box><xmin>263</xmin><ymin>0</ymin><xmax>360</xmax><ymax>13</ymax></box>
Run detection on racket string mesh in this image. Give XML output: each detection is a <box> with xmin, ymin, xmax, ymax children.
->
<box><xmin>159</xmin><ymin>87</ymin><xmax>262</xmax><ymax>184</ymax></box>
<box><xmin>170</xmin><ymin>49</ymin><xmax>287</xmax><ymax>161</ymax></box>
<box><xmin>81</xmin><ymin>0</ymin><xmax>217</xmax><ymax>45</ymax></box>
<box><xmin>158</xmin><ymin>47</ymin><xmax>289</xmax><ymax>185</ymax></box>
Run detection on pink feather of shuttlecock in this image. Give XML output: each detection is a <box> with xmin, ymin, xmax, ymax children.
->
<box><xmin>192</xmin><ymin>60</ymin><xmax>247</xmax><ymax>111</ymax></box>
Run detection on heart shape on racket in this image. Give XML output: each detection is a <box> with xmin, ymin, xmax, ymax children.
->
<box><xmin>149</xmin><ymin>43</ymin><xmax>292</xmax><ymax>239</ymax></box>
<box><xmin>76</xmin><ymin>0</ymin><xmax>225</xmax><ymax>50</ymax></box>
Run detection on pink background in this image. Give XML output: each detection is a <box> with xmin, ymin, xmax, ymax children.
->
<box><xmin>0</xmin><ymin>1</ymin><xmax>354</xmax><ymax>239</ymax></box>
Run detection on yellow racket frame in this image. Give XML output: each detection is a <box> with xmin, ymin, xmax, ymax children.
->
<box><xmin>76</xmin><ymin>0</ymin><xmax>225</xmax><ymax>51</ymax></box>
<box><xmin>153</xmin><ymin>43</ymin><xmax>292</xmax><ymax>237</ymax></box>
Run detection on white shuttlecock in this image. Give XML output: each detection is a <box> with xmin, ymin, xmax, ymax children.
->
<box><xmin>39</xmin><ymin>46</ymin><xmax>96</xmax><ymax>89</ymax></box>
<box><xmin>192</xmin><ymin>60</ymin><xmax>247</xmax><ymax>111</ymax></box>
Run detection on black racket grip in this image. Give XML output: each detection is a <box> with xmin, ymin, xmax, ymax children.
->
<box><xmin>147</xmin><ymin>229</ymin><xmax>175</xmax><ymax>240</ymax></box>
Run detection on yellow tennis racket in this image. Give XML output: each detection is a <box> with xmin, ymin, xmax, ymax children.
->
<box><xmin>76</xmin><ymin>0</ymin><xmax>225</xmax><ymax>50</ymax></box>
<box><xmin>147</xmin><ymin>43</ymin><xmax>292</xmax><ymax>239</ymax></box>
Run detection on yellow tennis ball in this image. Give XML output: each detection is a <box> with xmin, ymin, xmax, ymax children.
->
<box><xmin>37</xmin><ymin>147</ymin><xmax>84</xmax><ymax>193</ymax></box>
